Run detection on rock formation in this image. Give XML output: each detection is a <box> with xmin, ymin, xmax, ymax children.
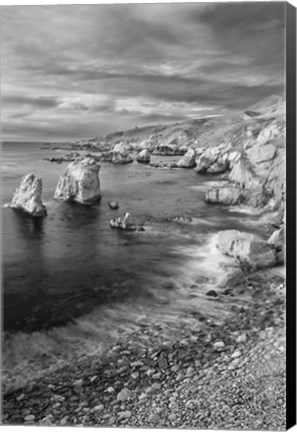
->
<box><xmin>137</xmin><ymin>149</ymin><xmax>151</xmax><ymax>164</ymax></box>
<box><xmin>112</xmin><ymin>143</ymin><xmax>133</xmax><ymax>164</ymax></box>
<box><xmin>267</xmin><ymin>227</ymin><xmax>285</xmax><ymax>264</ymax></box>
<box><xmin>175</xmin><ymin>148</ymin><xmax>196</xmax><ymax>168</ymax></box>
<box><xmin>204</xmin><ymin>106</ymin><xmax>285</xmax><ymax>209</ymax></box>
<box><xmin>110</xmin><ymin>213</ymin><xmax>145</xmax><ymax>231</ymax></box>
<box><xmin>195</xmin><ymin>145</ymin><xmax>229</xmax><ymax>174</ymax></box>
<box><xmin>108</xmin><ymin>201</ymin><xmax>119</xmax><ymax>210</ymax></box>
<box><xmin>205</xmin><ymin>186</ymin><xmax>244</xmax><ymax>205</ymax></box>
<box><xmin>9</xmin><ymin>174</ymin><xmax>47</xmax><ymax>217</ymax></box>
<box><xmin>216</xmin><ymin>230</ymin><xmax>276</xmax><ymax>270</ymax></box>
<box><xmin>54</xmin><ymin>158</ymin><xmax>101</xmax><ymax>205</ymax></box>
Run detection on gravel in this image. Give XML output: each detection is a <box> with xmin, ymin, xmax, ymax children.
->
<box><xmin>2</xmin><ymin>271</ymin><xmax>286</xmax><ymax>429</ymax></box>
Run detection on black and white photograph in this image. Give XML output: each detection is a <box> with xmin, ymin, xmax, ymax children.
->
<box><xmin>1</xmin><ymin>1</ymin><xmax>295</xmax><ymax>429</ymax></box>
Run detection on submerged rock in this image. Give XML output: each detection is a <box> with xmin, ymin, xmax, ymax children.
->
<box><xmin>166</xmin><ymin>216</ymin><xmax>193</xmax><ymax>224</ymax></box>
<box><xmin>10</xmin><ymin>174</ymin><xmax>47</xmax><ymax>217</ymax></box>
<box><xmin>112</xmin><ymin>143</ymin><xmax>133</xmax><ymax>165</ymax></box>
<box><xmin>54</xmin><ymin>158</ymin><xmax>101</xmax><ymax>205</ymax></box>
<box><xmin>175</xmin><ymin>148</ymin><xmax>196</xmax><ymax>168</ymax></box>
<box><xmin>216</xmin><ymin>230</ymin><xmax>276</xmax><ymax>270</ymax></box>
<box><xmin>137</xmin><ymin>149</ymin><xmax>151</xmax><ymax>164</ymax></box>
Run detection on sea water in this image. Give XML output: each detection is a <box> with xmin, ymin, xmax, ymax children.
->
<box><xmin>2</xmin><ymin>141</ymin><xmax>262</xmax><ymax>334</ymax></box>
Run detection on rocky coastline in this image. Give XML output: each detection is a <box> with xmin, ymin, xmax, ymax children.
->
<box><xmin>2</xmin><ymin>268</ymin><xmax>285</xmax><ymax>428</ymax></box>
<box><xmin>2</xmin><ymin>94</ymin><xmax>286</xmax><ymax>428</ymax></box>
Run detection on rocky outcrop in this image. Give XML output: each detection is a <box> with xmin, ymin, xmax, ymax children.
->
<box><xmin>54</xmin><ymin>158</ymin><xmax>101</xmax><ymax>205</ymax></box>
<box><xmin>136</xmin><ymin>149</ymin><xmax>150</xmax><ymax>164</ymax></box>
<box><xmin>267</xmin><ymin>227</ymin><xmax>285</xmax><ymax>264</ymax></box>
<box><xmin>112</xmin><ymin>143</ymin><xmax>133</xmax><ymax>165</ymax></box>
<box><xmin>175</xmin><ymin>148</ymin><xmax>196</xmax><ymax>168</ymax></box>
<box><xmin>108</xmin><ymin>201</ymin><xmax>119</xmax><ymax>210</ymax></box>
<box><xmin>110</xmin><ymin>213</ymin><xmax>145</xmax><ymax>231</ymax></box>
<box><xmin>216</xmin><ymin>230</ymin><xmax>276</xmax><ymax>270</ymax></box>
<box><xmin>9</xmin><ymin>174</ymin><xmax>47</xmax><ymax>217</ymax></box>
<box><xmin>195</xmin><ymin>145</ymin><xmax>229</xmax><ymax>174</ymax></box>
<box><xmin>204</xmin><ymin>105</ymin><xmax>285</xmax><ymax>209</ymax></box>
<box><xmin>205</xmin><ymin>186</ymin><xmax>244</xmax><ymax>205</ymax></box>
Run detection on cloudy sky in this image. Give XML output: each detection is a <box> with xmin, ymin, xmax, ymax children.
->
<box><xmin>2</xmin><ymin>2</ymin><xmax>285</xmax><ymax>141</ymax></box>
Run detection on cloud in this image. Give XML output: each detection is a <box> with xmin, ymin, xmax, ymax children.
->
<box><xmin>3</xmin><ymin>95</ymin><xmax>59</xmax><ymax>109</ymax></box>
<box><xmin>1</xmin><ymin>3</ymin><xmax>285</xmax><ymax>141</ymax></box>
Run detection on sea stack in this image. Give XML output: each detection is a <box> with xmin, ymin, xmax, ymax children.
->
<box><xmin>112</xmin><ymin>143</ymin><xmax>133</xmax><ymax>164</ymax></box>
<box><xmin>9</xmin><ymin>174</ymin><xmax>47</xmax><ymax>217</ymax></box>
<box><xmin>54</xmin><ymin>157</ymin><xmax>101</xmax><ymax>205</ymax></box>
<box><xmin>136</xmin><ymin>149</ymin><xmax>151</xmax><ymax>164</ymax></box>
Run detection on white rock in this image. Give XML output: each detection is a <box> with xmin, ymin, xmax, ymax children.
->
<box><xmin>54</xmin><ymin>158</ymin><xmax>101</xmax><ymax>205</ymax></box>
<box><xmin>137</xmin><ymin>149</ymin><xmax>151</xmax><ymax>164</ymax></box>
<box><xmin>216</xmin><ymin>229</ymin><xmax>276</xmax><ymax>269</ymax></box>
<box><xmin>213</xmin><ymin>341</ymin><xmax>225</xmax><ymax>349</ymax></box>
<box><xmin>10</xmin><ymin>174</ymin><xmax>47</xmax><ymax>217</ymax></box>
<box><xmin>117</xmin><ymin>388</ymin><xmax>132</xmax><ymax>401</ymax></box>
<box><xmin>205</xmin><ymin>186</ymin><xmax>243</xmax><ymax>205</ymax></box>
<box><xmin>112</xmin><ymin>143</ymin><xmax>133</xmax><ymax>164</ymax></box>
<box><xmin>176</xmin><ymin>148</ymin><xmax>196</xmax><ymax>168</ymax></box>
<box><xmin>231</xmin><ymin>350</ymin><xmax>242</xmax><ymax>358</ymax></box>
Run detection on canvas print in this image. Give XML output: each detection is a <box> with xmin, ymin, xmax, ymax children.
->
<box><xmin>1</xmin><ymin>2</ymin><xmax>287</xmax><ymax>429</ymax></box>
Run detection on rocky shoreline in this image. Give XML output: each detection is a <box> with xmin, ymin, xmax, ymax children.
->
<box><xmin>2</xmin><ymin>94</ymin><xmax>286</xmax><ymax>429</ymax></box>
<box><xmin>2</xmin><ymin>265</ymin><xmax>285</xmax><ymax>429</ymax></box>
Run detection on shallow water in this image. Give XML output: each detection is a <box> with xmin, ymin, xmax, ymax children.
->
<box><xmin>2</xmin><ymin>141</ymin><xmax>262</xmax><ymax>333</ymax></box>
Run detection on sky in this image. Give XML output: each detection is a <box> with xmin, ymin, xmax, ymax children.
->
<box><xmin>1</xmin><ymin>2</ymin><xmax>285</xmax><ymax>141</ymax></box>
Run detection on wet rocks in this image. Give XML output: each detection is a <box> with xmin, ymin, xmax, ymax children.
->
<box><xmin>112</xmin><ymin>143</ymin><xmax>133</xmax><ymax>165</ymax></box>
<box><xmin>136</xmin><ymin>149</ymin><xmax>151</xmax><ymax>164</ymax></box>
<box><xmin>110</xmin><ymin>213</ymin><xmax>144</xmax><ymax>232</ymax></box>
<box><xmin>9</xmin><ymin>174</ymin><xmax>47</xmax><ymax>217</ymax></box>
<box><xmin>54</xmin><ymin>158</ymin><xmax>101</xmax><ymax>205</ymax></box>
<box><xmin>216</xmin><ymin>230</ymin><xmax>276</xmax><ymax>270</ymax></box>
<box><xmin>108</xmin><ymin>201</ymin><xmax>119</xmax><ymax>210</ymax></box>
<box><xmin>166</xmin><ymin>216</ymin><xmax>193</xmax><ymax>224</ymax></box>
<box><xmin>205</xmin><ymin>186</ymin><xmax>244</xmax><ymax>205</ymax></box>
<box><xmin>175</xmin><ymin>148</ymin><xmax>196</xmax><ymax>168</ymax></box>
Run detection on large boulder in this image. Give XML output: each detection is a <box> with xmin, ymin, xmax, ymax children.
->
<box><xmin>216</xmin><ymin>230</ymin><xmax>276</xmax><ymax>269</ymax></box>
<box><xmin>9</xmin><ymin>174</ymin><xmax>47</xmax><ymax>217</ymax></box>
<box><xmin>54</xmin><ymin>157</ymin><xmax>101</xmax><ymax>205</ymax></box>
<box><xmin>112</xmin><ymin>143</ymin><xmax>133</xmax><ymax>164</ymax></box>
<box><xmin>137</xmin><ymin>149</ymin><xmax>150</xmax><ymax>164</ymax></box>
<box><xmin>205</xmin><ymin>186</ymin><xmax>244</xmax><ymax>205</ymax></box>
<box><xmin>176</xmin><ymin>148</ymin><xmax>196</xmax><ymax>168</ymax></box>
<box><xmin>267</xmin><ymin>227</ymin><xmax>285</xmax><ymax>264</ymax></box>
<box><xmin>195</xmin><ymin>145</ymin><xmax>229</xmax><ymax>174</ymax></box>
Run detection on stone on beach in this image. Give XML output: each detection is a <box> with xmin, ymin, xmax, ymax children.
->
<box><xmin>54</xmin><ymin>158</ymin><xmax>101</xmax><ymax>205</ymax></box>
<box><xmin>216</xmin><ymin>230</ymin><xmax>276</xmax><ymax>269</ymax></box>
<box><xmin>137</xmin><ymin>149</ymin><xmax>151</xmax><ymax>164</ymax></box>
<box><xmin>9</xmin><ymin>174</ymin><xmax>47</xmax><ymax>217</ymax></box>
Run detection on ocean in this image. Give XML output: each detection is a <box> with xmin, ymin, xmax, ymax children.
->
<box><xmin>2</xmin><ymin>141</ymin><xmax>264</xmax><ymax>334</ymax></box>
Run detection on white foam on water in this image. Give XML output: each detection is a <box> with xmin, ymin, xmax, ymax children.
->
<box><xmin>171</xmin><ymin>232</ymin><xmax>235</xmax><ymax>292</ymax></box>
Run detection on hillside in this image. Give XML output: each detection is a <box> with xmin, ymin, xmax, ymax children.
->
<box><xmin>72</xmin><ymin>94</ymin><xmax>285</xmax><ymax>157</ymax></box>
